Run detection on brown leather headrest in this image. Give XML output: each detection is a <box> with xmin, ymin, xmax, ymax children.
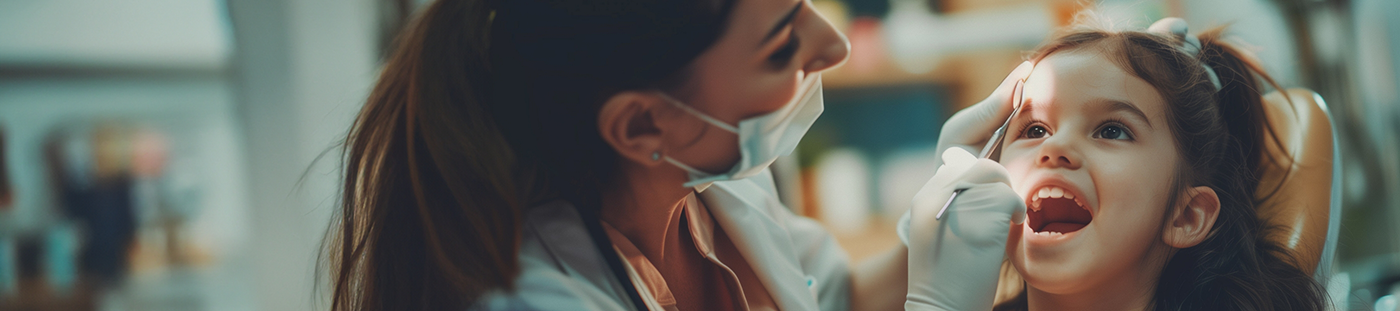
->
<box><xmin>1255</xmin><ymin>88</ymin><xmax>1334</xmax><ymax>274</ymax></box>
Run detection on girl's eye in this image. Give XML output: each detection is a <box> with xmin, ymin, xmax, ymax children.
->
<box><xmin>1095</xmin><ymin>125</ymin><xmax>1131</xmax><ymax>140</ymax></box>
<box><xmin>1023</xmin><ymin>125</ymin><xmax>1049</xmax><ymax>139</ymax></box>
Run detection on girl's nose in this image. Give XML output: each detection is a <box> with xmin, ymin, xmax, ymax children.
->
<box><xmin>1035</xmin><ymin>136</ymin><xmax>1082</xmax><ymax>170</ymax></box>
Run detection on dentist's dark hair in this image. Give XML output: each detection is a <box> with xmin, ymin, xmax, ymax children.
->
<box><xmin>325</xmin><ymin>0</ymin><xmax>734</xmax><ymax>310</ymax></box>
<box><xmin>994</xmin><ymin>19</ymin><xmax>1326</xmax><ymax>311</ymax></box>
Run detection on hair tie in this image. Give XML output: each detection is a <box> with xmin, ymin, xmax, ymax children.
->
<box><xmin>1148</xmin><ymin>17</ymin><xmax>1223</xmax><ymax>91</ymax></box>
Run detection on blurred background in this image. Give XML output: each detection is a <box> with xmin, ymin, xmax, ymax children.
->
<box><xmin>0</xmin><ymin>0</ymin><xmax>1396</xmax><ymax>310</ymax></box>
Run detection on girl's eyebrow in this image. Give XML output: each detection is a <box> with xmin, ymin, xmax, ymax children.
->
<box><xmin>1087</xmin><ymin>99</ymin><xmax>1153</xmax><ymax>129</ymax></box>
<box><xmin>1015</xmin><ymin>98</ymin><xmax>1037</xmax><ymax>119</ymax></box>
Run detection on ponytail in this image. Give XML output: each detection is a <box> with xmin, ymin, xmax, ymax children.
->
<box><xmin>1194</xmin><ymin>28</ymin><xmax>1294</xmax><ymax>200</ymax></box>
<box><xmin>1149</xmin><ymin>28</ymin><xmax>1326</xmax><ymax>311</ymax></box>
<box><xmin>327</xmin><ymin>0</ymin><xmax>738</xmax><ymax>308</ymax></box>
<box><xmin>328</xmin><ymin>0</ymin><xmax>520</xmax><ymax>310</ymax></box>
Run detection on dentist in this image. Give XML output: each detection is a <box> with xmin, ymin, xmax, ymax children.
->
<box><xmin>325</xmin><ymin>0</ymin><xmax>1028</xmax><ymax>310</ymax></box>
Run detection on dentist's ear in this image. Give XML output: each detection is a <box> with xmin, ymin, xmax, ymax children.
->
<box><xmin>1162</xmin><ymin>186</ymin><xmax>1221</xmax><ymax>248</ymax></box>
<box><xmin>597</xmin><ymin>91</ymin><xmax>671</xmax><ymax>167</ymax></box>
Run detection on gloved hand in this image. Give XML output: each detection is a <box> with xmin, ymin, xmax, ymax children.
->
<box><xmin>934</xmin><ymin>61</ymin><xmax>1034</xmax><ymax>167</ymax></box>
<box><xmin>899</xmin><ymin>147</ymin><xmax>1026</xmax><ymax>311</ymax></box>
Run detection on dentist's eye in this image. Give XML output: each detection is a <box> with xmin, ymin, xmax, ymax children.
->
<box><xmin>1094</xmin><ymin>122</ymin><xmax>1133</xmax><ymax>140</ymax></box>
<box><xmin>768</xmin><ymin>33</ymin><xmax>800</xmax><ymax>66</ymax></box>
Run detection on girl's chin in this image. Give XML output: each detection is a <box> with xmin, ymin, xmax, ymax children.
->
<box><xmin>1013</xmin><ymin>223</ymin><xmax>1095</xmax><ymax>286</ymax></box>
<box><xmin>1014</xmin><ymin>266</ymin><xmax>1096</xmax><ymax>296</ymax></box>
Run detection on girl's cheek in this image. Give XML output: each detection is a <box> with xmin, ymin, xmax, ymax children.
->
<box><xmin>1000</xmin><ymin>154</ymin><xmax>1026</xmax><ymax>181</ymax></box>
<box><xmin>1005</xmin><ymin>155</ymin><xmax>1035</xmax><ymax>193</ymax></box>
<box><xmin>1004</xmin><ymin>149</ymin><xmax>1034</xmax><ymax>173</ymax></box>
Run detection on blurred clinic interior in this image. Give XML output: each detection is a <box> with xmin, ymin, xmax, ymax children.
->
<box><xmin>0</xmin><ymin>0</ymin><xmax>1398</xmax><ymax>310</ymax></box>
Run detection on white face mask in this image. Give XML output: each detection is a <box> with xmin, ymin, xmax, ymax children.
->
<box><xmin>658</xmin><ymin>73</ymin><xmax>825</xmax><ymax>191</ymax></box>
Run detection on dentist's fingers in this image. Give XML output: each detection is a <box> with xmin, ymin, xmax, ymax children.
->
<box><xmin>940</xmin><ymin>61</ymin><xmax>1035</xmax><ymax>147</ymax></box>
<box><xmin>913</xmin><ymin>148</ymin><xmax>978</xmax><ymax>206</ymax></box>
<box><xmin>938</xmin><ymin>182</ymin><xmax>1024</xmax><ymax>244</ymax></box>
<box><xmin>967</xmin><ymin>61</ymin><xmax>1034</xmax><ymax>131</ymax></box>
<box><xmin>957</xmin><ymin>158</ymin><xmax>1023</xmax><ymax>225</ymax></box>
<box><xmin>957</xmin><ymin>158</ymin><xmax>1013</xmax><ymax>189</ymax></box>
<box><xmin>941</xmin><ymin>146</ymin><xmax>978</xmax><ymax>169</ymax></box>
<box><xmin>1005</xmin><ymin>184</ymin><xmax>1027</xmax><ymax>225</ymax></box>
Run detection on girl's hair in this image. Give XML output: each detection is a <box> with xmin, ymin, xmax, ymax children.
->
<box><xmin>995</xmin><ymin>19</ymin><xmax>1327</xmax><ymax>310</ymax></box>
<box><xmin>325</xmin><ymin>0</ymin><xmax>734</xmax><ymax>309</ymax></box>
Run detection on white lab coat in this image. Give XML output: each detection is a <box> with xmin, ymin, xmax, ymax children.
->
<box><xmin>471</xmin><ymin>169</ymin><xmax>852</xmax><ymax>311</ymax></box>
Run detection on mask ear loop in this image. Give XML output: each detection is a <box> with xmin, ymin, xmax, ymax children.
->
<box><xmin>654</xmin><ymin>92</ymin><xmax>741</xmax><ymax>133</ymax></box>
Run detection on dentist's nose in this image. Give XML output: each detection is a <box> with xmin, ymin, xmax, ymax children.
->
<box><xmin>799</xmin><ymin>4</ymin><xmax>850</xmax><ymax>74</ymax></box>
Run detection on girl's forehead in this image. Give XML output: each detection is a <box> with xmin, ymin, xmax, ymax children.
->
<box><xmin>1024</xmin><ymin>51</ymin><xmax>1165</xmax><ymax>115</ymax></box>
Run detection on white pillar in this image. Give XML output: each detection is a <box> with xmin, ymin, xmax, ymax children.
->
<box><xmin>225</xmin><ymin>0</ymin><xmax>377</xmax><ymax>309</ymax></box>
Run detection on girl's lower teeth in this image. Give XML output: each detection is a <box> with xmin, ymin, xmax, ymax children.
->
<box><xmin>1034</xmin><ymin>231</ymin><xmax>1065</xmax><ymax>236</ymax></box>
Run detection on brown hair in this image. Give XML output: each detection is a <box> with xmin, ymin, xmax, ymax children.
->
<box><xmin>994</xmin><ymin>19</ymin><xmax>1326</xmax><ymax>310</ymax></box>
<box><xmin>325</xmin><ymin>0</ymin><xmax>734</xmax><ymax>309</ymax></box>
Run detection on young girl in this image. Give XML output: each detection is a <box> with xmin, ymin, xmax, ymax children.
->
<box><xmin>994</xmin><ymin>17</ymin><xmax>1327</xmax><ymax>310</ymax></box>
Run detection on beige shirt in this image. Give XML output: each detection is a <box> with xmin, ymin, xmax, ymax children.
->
<box><xmin>476</xmin><ymin>169</ymin><xmax>851</xmax><ymax>311</ymax></box>
<box><xmin>603</xmin><ymin>193</ymin><xmax>778</xmax><ymax>311</ymax></box>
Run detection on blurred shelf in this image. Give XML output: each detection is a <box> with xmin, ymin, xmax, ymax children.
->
<box><xmin>824</xmin><ymin>50</ymin><xmax>1026</xmax><ymax>112</ymax></box>
<box><xmin>825</xmin><ymin>217</ymin><xmax>901</xmax><ymax>263</ymax></box>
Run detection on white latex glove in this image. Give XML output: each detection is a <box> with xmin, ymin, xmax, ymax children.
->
<box><xmin>900</xmin><ymin>147</ymin><xmax>1026</xmax><ymax>311</ymax></box>
<box><xmin>934</xmin><ymin>61</ymin><xmax>1035</xmax><ymax>167</ymax></box>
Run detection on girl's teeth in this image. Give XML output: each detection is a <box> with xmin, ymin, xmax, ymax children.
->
<box><xmin>1028</xmin><ymin>186</ymin><xmax>1086</xmax><ymax>211</ymax></box>
<box><xmin>1034</xmin><ymin>186</ymin><xmax>1070</xmax><ymax>199</ymax></box>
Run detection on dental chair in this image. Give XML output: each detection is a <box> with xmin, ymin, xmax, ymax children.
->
<box><xmin>993</xmin><ymin>88</ymin><xmax>1342</xmax><ymax>303</ymax></box>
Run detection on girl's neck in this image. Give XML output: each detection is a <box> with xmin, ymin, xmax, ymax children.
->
<box><xmin>1025</xmin><ymin>258</ymin><xmax>1164</xmax><ymax>311</ymax></box>
<box><xmin>598</xmin><ymin>161</ymin><xmax>694</xmax><ymax>261</ymax></box>
<box><xmin>1027</xmin><ymin>286</ymin><xmax>1152</xmax><ymax>311</ymax></box>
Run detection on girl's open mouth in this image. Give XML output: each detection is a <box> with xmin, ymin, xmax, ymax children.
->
<box><xmin>1026</xmin><ymin>186</ymin><xmax>1093</xmax><ymax>235</ymax></box>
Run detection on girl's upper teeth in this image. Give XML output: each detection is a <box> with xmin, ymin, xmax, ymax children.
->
<box><xmin>1029</xmin><ymin>185</ymin><xmax>1088</xmax><ymax>212</ymax></box>
<box><xmin>1034</xmin><ymin>186</ymin><xmax>1074</xmax><ymax>200</ymax></box>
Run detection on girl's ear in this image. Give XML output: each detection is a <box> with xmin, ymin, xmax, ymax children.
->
<box><xmin>1162</xmin><ymin>186</ymin><xmax>1221</xmax><ymax>248</ymax></box>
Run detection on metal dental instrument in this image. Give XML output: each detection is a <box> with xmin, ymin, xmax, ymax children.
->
<box><xmin>936</xmin><ymin>79</ymin><xmax>1025</xmax><ymax>220</ymax></box>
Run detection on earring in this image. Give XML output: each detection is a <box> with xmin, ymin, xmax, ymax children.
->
<box><xmin>651</xmin><ymin>151</ymin><xmax>662</xmax><ymax>161</ymax></box>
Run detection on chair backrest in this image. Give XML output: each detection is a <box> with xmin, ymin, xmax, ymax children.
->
<box><xmin>992</xmin><ymin>88</ymin><xmax>1340</xmax><ymax>304</ymax></box>
<box><xmin>1256</xmin><ymin>88</ymin><xmax>1339</xmax><ymax>278</ymax></box>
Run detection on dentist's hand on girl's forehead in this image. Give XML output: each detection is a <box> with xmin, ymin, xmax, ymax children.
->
<box><xmin>934</xmin><ymin>61</ymin><xmax>1035</xmax><ymax>168</ymax></box>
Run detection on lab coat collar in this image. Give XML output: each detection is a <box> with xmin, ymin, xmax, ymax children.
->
<box><xmin>522</xmin><ymin>200</ymin><xmax>640</xmax><ymax>310</ymax></box>
<box><xmin>699</xmin><ymin>170</ymin><xmax>820</xmax><ymax>311</ymax></box>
